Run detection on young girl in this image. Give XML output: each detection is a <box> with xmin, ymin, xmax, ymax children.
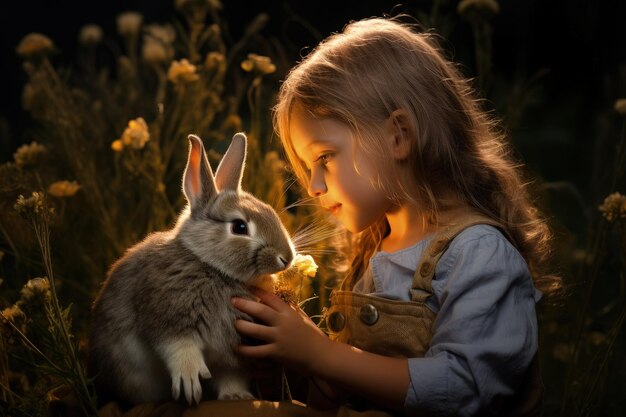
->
<box><xmin>232</xmin><ymin>17</ymin><xmax>557</xmax><ymax>417</ymax></box>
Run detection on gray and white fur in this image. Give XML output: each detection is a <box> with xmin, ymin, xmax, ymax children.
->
<box><xmin>89</xmin><ymin>133</ymin><xmax>295</xmax><ymax>405</ymax></box>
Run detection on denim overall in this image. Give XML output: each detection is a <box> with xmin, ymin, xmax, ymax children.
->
<box><xmin>325</xmin><ymin>213</ymin><xmax>542</xmax><ymax>416</ymax></box>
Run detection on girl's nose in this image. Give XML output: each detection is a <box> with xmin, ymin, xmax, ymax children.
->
<box><xmin>307</xmin><ymin>168</ymin><xmax>327</xmax><ymax>197</ymax></box>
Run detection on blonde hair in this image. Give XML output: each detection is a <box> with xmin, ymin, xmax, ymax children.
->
<box><xmin>274</xmin><ymin>17</ymin><xmax>559</xmax><ymax>295</ymax></box>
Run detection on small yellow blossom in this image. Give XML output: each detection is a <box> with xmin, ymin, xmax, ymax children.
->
<box><xmin>20</xmin><ymin>277</ymin><xmax>51</xmax><ymax>302</ymax></box>
<box><xmin>156</xmin><ymin>182</ymin><xmax>166</xmax><ymax>193</ymax></box>
<box><xmin>598</xmin><ymin>192</ymin><xmax>626</xmax><ymax>222</ymax></box>
<box><xmin>205</xmin><ymin>51</ymin><xmax>225</xmax><ymax>71</ymax></box>
<box><xmin>240</xmin><ymin>53</ymin><xmax>276</xmax><ymax>75</ymax></box>
<box><xmin>47</xmin><ymin>180</ymin><xmax>80</xmax><ymax>198</ymax></box>
<box><xmin>117</xmin><ymin>12</ymin><xmax>143</xmax><ymax>37</ymax></box>
<box><xmin>221</xmin><ymin>114</ymin><xmax>243</xmax><ymax>131</ymax></box>
<box><xmin>292</xmin><ymin>253</ymin><xmax>318</xmax><ymax>277</ymax></box>
<box><xmin>175</xmin><ymin>0</ymin><xmax>222</xmax><ymax>11</ymax></box>
<box><xmin>111</xmin><ymin>139</ymin><xmax>124</xmax><ymax>152</ymax></box>
<box><xmin>79</xmin><ymin>24</ymin><xmax>103</xmax><ymax>46</ymax></box>
<box><xmin>167</xmin><ymin>59</ymin><xmax>200</xmax><ymax>84</ymax></box>
<box><xmin>145</xmin><ymin>24</ymin><xmax>175</xmax><ymax>45</ymax></box>
<box><xmin>16</xmin><ymin>33</ymin><xmax>54</xmax><ymax>59</ymax></box>
<box><xmin>14</xmin><ymin>192</ymin><xmax>45</xmax><ymax>215</ymax></box>
<box><xmin>142</xmin><ymin>38</ymin><xmax>170</xmax><ymax>63</ymax></box>
<box><xmin>614</xmin><ymin>99</ymin><xmax>626</xmax><ymax>115</ymax></box>
<box><xmin>1</xmin><ymin>304</ymin><xmax>26</xmax><ymax>324</ymax></box>
<box><xmin>13</xmin><ymin>141</ymin><xmax>47</xmax><ymax>167</ymax></box>
<box><xmin>118</xmin><ymin>117</ymin><xmax>150</xmax><ymax>149</ymax></box>
<box><xmin>458</xmin><ymin>0</ymin><xmax>500</xmax><ymax>17</ymax></box>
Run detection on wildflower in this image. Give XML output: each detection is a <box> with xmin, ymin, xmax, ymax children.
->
<box><xmin>117</xmin><ymin>117</ymin><xmax>150</xmax><ymax>149</ymax></box>
<box><xmin>457</xmin><ymin>0</ymin><xmax>500</xmax><ymax>18</ymax></box>
<box><xmin>167</xmin><ymin>59</ymin><xmax>199</xmax><ymax>84</ymax></box>
<box><xmin>116</xmin><ymin>12</ymin><xmax>143</xmax><ymax>37</ymax></box>
<box><xmin>175</xmin><ymin>0</ymin><xmax>222</xmax><ymax>11</ymax></box>
<box><xmin>145</xmin><ymin>24</ymin><xmax>175</xmax><ymax>45</ymax></box>
<box><xmin>240</xmin><ymin>53</ymin><xmax>276</xmax><ymax>75</ymax></box>
<box><xmin>292</xmin><ymin>253</ymin><xmax>318</xmax><ymax>277</ymax></box>
<box><xmin>1</xmin><ymin>304</ymin><xmax>26</xmax><ymax>325</ymax></box>
<box><xmin>614</xmin><ymin>98</ymin><xmax>626</xmax><ymax>115</ymax></box>
<box><xmin>205</xmin><ymin>51</ymin><xmax>225</xmax><ymax>71</ymax></box>
<box><xmin>14</xmin><ymin>192</ymin><xmax>45</xmax><ymax>216</ymax></box>
<box><xmin>19</xmin><ymin>277</ymin><xmax>51</xmax><ymax>302</ymax></box>
<box><xmin>13</xmin><ymin>141</ymin><xmax>47</xmax><ymax>167</ymax></box>
<box><xmin>47</xmin><ymin>180</ymin><xmax>80</xmax><ymax>198</ymax></box>
<box><xmin>221</xmin><ymin>114</ymin><xmax>243</xmax><ymax>131</ymax></box>
<box><xmin>156</xmin><ymin>182</ymin><xmax>166</xmax><ymax>193</ymax></box>
<box><xmin>16</xmin><ymin>33</ymin><xmax>55</xmax><ymax>59</ymax></box>
<box><xmin>142</xmin><ymin>38</ymin><xmax>170</xmax><ymax>63</ymax></box>
<box><xmin>111</xmin><ymin>140</ymin><xmax>124</xmax><ymax>152</ymax></box>
<box><xmin>79</xmin><ymin>24</ymin><xmax>103</xmax><ymax>46</ymax></box>
<box><xmin>598</xmin><ymin>192</ymin><xmax>626</xmax><ymax>222</ymax></box>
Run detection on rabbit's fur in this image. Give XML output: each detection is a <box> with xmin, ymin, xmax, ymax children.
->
<box><xmin>89</xmin><ymin>133</ymin><xmax>295</xmax><ymax>406</ymax></box>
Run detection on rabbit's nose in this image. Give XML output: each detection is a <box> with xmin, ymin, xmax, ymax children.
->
<box><xmin>278</xmin><ymin>256</ymin><xmax>289</xmax><ymax>269</ymax></box>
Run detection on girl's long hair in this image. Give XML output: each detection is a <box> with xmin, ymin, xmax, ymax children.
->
<box><xmin>274</xmin><ymin>17</ymin><xmax>560</xmax><ymax>295</ymax></box>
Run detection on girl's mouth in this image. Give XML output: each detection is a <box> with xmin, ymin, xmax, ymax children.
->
<box><xmin>325</xmin><ymin>204</ymin><xmax>341</xmax><ymax>214</ymax></box>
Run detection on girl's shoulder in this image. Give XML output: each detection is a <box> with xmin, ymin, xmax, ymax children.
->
<box><xmin>435</xmin><ymin>223</ymin><xmax>529</xmax><ymax>282</ymax></box>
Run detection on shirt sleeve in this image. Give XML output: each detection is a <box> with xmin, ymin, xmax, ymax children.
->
<box><xmin>404</xmin><ymin>227</ymin><xmax>540</xmax><ymax>416</ymax></box>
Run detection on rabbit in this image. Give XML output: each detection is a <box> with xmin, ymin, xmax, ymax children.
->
<box><xmin>88</xmin><ymin>132</ymin><xmax>295</xmax><ymax>406</ymax></box>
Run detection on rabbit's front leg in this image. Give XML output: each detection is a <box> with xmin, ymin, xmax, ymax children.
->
<box><xmin>158</xmin><ymin>337</ymin><xmax>211</xmax><ymax>405</ymax></box>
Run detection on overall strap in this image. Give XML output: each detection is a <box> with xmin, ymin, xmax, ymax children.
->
<box><xmin>410</xmin><ymin>213</ymin><xmax>507</xmax><ymax>302</ymax></box>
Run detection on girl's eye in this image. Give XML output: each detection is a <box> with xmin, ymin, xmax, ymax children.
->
<box><xmin>231</xmin><ymin>219</ymin><xmax>249</xmax><ymax>235</ymax></box>
<box><xmin>318</xmin><ymin>153</ymin><xmax>333</xmax><ymax>166</ymax></box>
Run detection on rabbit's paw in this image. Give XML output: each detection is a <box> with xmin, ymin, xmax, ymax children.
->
<box><xmin>160</xmin><ymin>338</ymin><xmax>211</xmax><ymax>405</ymax></box>
<box><xmin>217</xmin><ymin>372</ymin><xmax>254</xmax><ymax>400</ymax></box>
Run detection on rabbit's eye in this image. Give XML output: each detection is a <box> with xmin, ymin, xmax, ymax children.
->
<box><xmin>231</xmin><ymin>219</ymin><xmax>249</xmax><ymax>235</ymax></box>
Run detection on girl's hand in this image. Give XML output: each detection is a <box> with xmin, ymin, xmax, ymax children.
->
<box><xmin>232</xmin><ymin>287</ymin><xmax>330</xmax><ymax>376</ymax></box>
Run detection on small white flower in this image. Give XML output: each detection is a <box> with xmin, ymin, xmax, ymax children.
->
<box><xmin>117</xmin><ymin>12</ymin><xmax>143</xmax><ymax>37</ymax></box>
<box><xmin>79</xmin><ymin>24</ymin><xmax>103</xmax><ymax>45</ymax></box>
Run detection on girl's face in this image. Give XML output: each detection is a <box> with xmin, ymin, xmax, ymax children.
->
<box><xmin>289</xmin><ymin>106</ymin><xmax>392</xmax><ymax>233</ymax></box>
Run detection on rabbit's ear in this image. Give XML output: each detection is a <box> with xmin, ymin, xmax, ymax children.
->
<box><xmin>215</xmin><ymin>132</ymin><xmax>247</xmax><ymax>192</ymax></box>
<box><xmin>183</xmin><ymin>135</ymin><xmax>218</xmax><ymax>211</ymax></box>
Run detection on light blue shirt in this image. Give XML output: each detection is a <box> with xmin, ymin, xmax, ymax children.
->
<box><xmin>353</xmin><ymin>225</ymin><xmax>542</xmax><ymax>416</ymax></box>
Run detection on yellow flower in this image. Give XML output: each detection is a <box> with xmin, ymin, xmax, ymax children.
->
<box><xmin>14</xmin><ymin>192</ymin><xmax>45</xmax><ymax>215</ymax></box>
<box><xmin>142</xmin><ymin>38</ymin><xmax>170</xmax><ymax>63</ymax></box>
<box><xmin>145</xmin><ymin>24</ymin><xmax>175</xmax><ymax>45</ymax></box>
<box><xmin>167</xmin><ymin>59</ymin><xmax>200</xmax><ymax>84</ymax></box>
<box><xmin>458</xmin><ymin>0</ymin><xmax>500</xmax><ymax>18</ymax></box>
<box><xmin>614</xmin><ymin>99</ymin><xmax>626</xmax><ymax>115</ymax></box>
<box><xmin>1</xmin><ymin>304</ymin><xmax>26</xmax><ymax>324</ymax></box>
<box><xmin>14</xmin><ymin>141</ymin><xmax>47</xmax><ymax>167</ymax></box>
<box><xmin>79</xmin><ymin>24</ymin><xmax>103</xmax><ymax>46</ymax></box>
<box><xmin>175</xmin><ymin>0</ymin><xmax>222</xmax><ymax>11</ymax></box>
<box><xmin>117</xmin><ymin>11</ymin><xmax>143</xmax><ymax>37</ymax></box>
<box><xmin>292</xmin><ymin>253</ymin><xmax>318</xmax><ymax>278</ymax></box>
<box><xmin>47</xmin><ymin>180</ymin><xmax>80</xmax><ymax>197</ymax></box>
<box><xmin>598</xmin><ymin>192</ymin><xmax>626</xmax><ymax>222</ymax></box>
<box><xmin>111</xmin><ymin>139</ymin><xmax>124</xmax><ymax>152</ymax></box>
<box><xmin>205</xmin><ymin>51</ymin><xmax>225</xmax><ymax>71</ymax></box>
<box><xmin>240</xmin><ymin>54</ymin><xmax>276</xmax><ymax>75</ymax></box>
<box><xmin>118</xmin><ymin>117</ymin><xmax>150</xmax><ymax>149</ymax></box>
<box><xmin>16</xmin><ymin>33</ymin><xmax>54</xmax><ymax>59</ymax></box>
<box><xmin>20</xmin><ymin>277</ymin><xmax>51</xmax><ymax>302</ymax></box>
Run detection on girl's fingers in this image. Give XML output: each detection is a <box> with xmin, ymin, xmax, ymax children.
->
<box><xmin>250</xmin><ymin>286</ymin><xmax>290</xmax><ymax>312</ymax></box>
<box><xmin>234</xmin><ymin>319</ymin><xmax>275</xmax><ymax>342</ymax></box>
<box><xmin>235</xmin><ymin>342</ymin><xmax>276</xmax><ymax>358</ymax></box>
<box><xmin>232</xmin><ymin>297</ymin><xmax>276</xmax><ymax>324</ymax></box>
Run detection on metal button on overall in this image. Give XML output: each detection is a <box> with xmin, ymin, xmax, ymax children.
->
<box><xmin>359</xmin><ymin>303</ymin><xmax>379</xmax><ymax>325</ymax></box>
<box><xmin>327</xmin><ymin>311</ymin><xmax>345</xmax><ymax>332</ymax></box>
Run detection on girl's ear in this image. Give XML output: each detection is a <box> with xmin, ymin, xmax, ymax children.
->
<box><xmin>386</xmin><ymin>110</ymin><xmax>413</xmax><ymax>161</ymax></box>
<box><xmin>183</xmin><ymin>135</ymin><xmax>218</xmax><ymax>212</ymax></box>
<box><xmin>214</xmin><ymin>132</ymin><xmax>247</xmax><ymax>192</ymax></box>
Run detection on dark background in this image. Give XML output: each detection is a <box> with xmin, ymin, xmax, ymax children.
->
<box><xmin>1</xmin><ymin>0</ymin><xmax>626</xmax><ymax>195</ymax></box>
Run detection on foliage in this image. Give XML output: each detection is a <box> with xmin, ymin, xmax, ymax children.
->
<box><xmin>0</xmin><ymin>0</ymin><xmax>625</xmax><ymax>416</ymax></box>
